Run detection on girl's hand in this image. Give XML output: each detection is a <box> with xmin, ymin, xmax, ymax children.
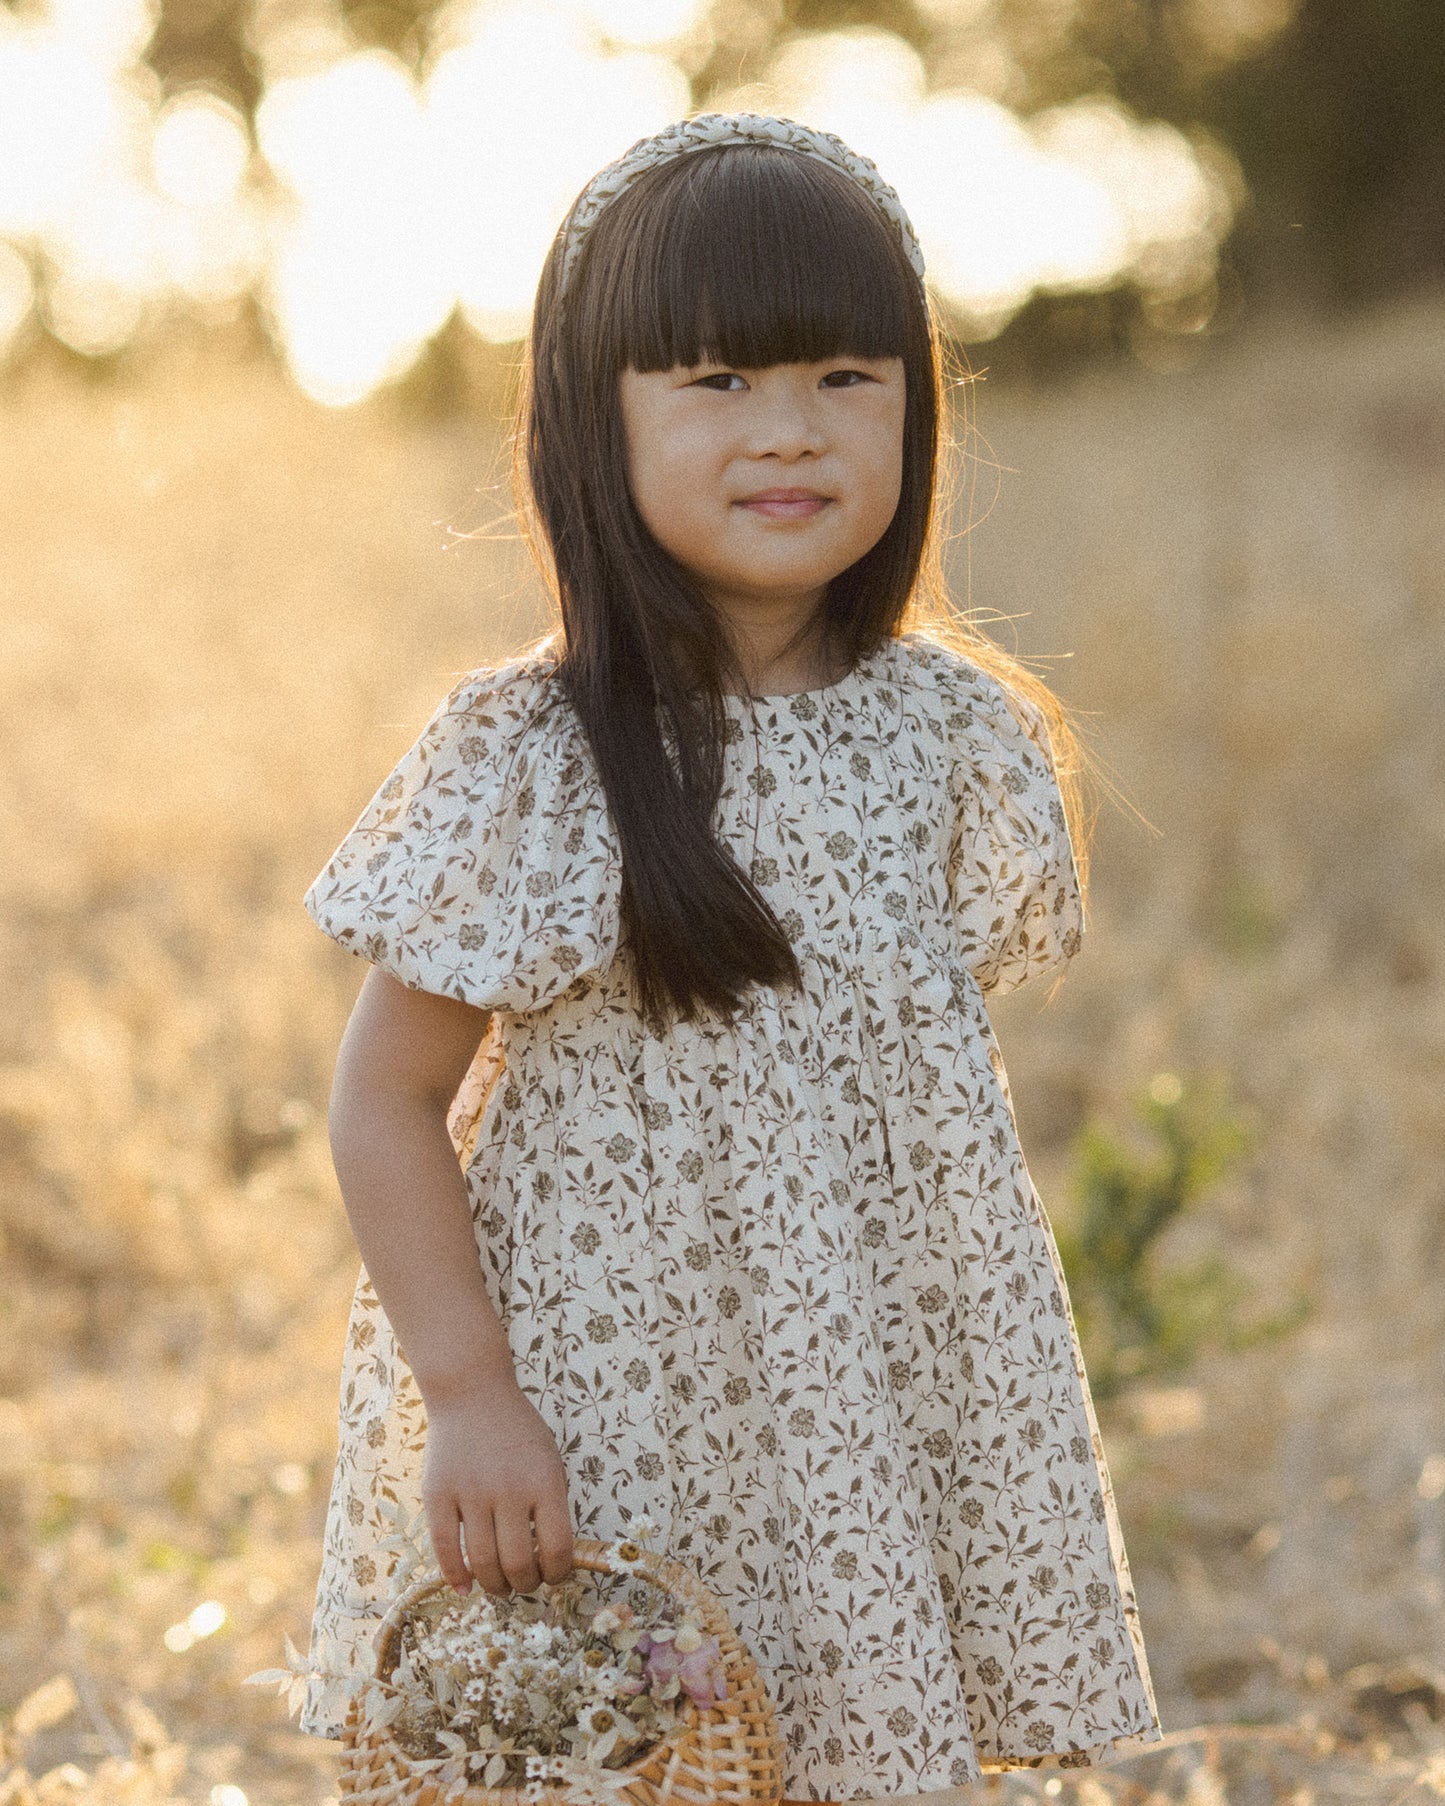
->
<box><xmin>421</xmin><ymin>1383</ymin><xmax>575</xmax><ymax>1596</ymax></box>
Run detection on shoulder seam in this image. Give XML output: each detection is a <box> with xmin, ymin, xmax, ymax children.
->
<box><xmin>899</xmin><ymin>636</ymin><xmax>1053</xmax><ymax>756</ymax></box>
<box><xmin>446</xmin><ymin>650</ymin><xmax>584</xmax><ymax>764</ymax></box>
<box><xmin>894</xmin><ymin>631</ymin><xmax>985</xmax><ymax>697</ymax></box>
<box><xmin>449</xmin><ymin>645</ymin><xmax>563</xmax><ymax>706</ymax></box>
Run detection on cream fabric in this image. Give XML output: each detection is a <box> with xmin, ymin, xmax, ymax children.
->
<box><xmin>299</xmin><ymin>629</ymin><xmax>1161</xmax><ymax>1798</ymax></box>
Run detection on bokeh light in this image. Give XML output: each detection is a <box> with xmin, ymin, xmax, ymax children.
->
<box><xmin>749</xmin><ymin>28</ymin><xmax>1231</xmax><ymax>334</ymax></box>
<box><xmin>0</xmin><ymin>12</ymin><xmax>154</xmax><ymax>241</ymax></box>
<box><xmin>152</xmin><ymin>91</ymin><xmax>251</xmax><ymax>209</ymax></box>
<box><xmin>425</xmin><ymin>1</ymin><xmax>690</xmax><ymax>345</ymax></box>
<box><xmin>0</xmin><ymin>0</ymin><xmax>1241</xmax><ymax>400</ymax></box>
<box><xmin>256</xmin><ymin>48</ymin><xmax>457</xmax><ymax>405</ymax></box>
<box><xmin>582</xmin><ymin>0</ymin><xmax>707</xmax><ymax>49</ymax></box>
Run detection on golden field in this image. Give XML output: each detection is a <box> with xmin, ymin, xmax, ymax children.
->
<box><xmin>1</xmin><ymin>292</ymin><xmax>1442</xmax><ymax>1806</ymax></box>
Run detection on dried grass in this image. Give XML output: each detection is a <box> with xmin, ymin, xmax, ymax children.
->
<box><xmin>1</xmin><ymin>292</ymin><xmax>1442</xmax><ymax>1803</ymax></box>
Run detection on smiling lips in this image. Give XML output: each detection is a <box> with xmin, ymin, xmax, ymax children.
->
<box><xmin>736</xmin><ymin>488</ymin><xmax>831</xmax><ymax>520</ymax></box>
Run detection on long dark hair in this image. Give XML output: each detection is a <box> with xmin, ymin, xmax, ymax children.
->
<box><xmin>508</xmin><ymin>138</ymin><xmax>1092</xmax><ymax>1034</ymax></box>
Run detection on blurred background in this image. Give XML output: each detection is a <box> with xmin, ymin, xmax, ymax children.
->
<box><xmin>2</xmin><ymin>0</ymin><xmax>1444</xmax><ymax>1803</ymax></box>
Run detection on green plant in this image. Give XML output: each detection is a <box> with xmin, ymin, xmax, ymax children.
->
<box><xmin>1053</xmin><ymin>1071</ymin><xmax>1309</xmax><ymax>1398</ymax></box>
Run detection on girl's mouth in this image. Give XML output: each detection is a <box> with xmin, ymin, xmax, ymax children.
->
<box><xmin>736</xmin><ymin>492</ymin><xmax>831</xmax><ymax>520</ymax></box>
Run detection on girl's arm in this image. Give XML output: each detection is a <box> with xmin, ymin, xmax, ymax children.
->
<box><xmin>327</xmin><ymin>965</ymin><xmax>573</xmax><ymax>1596</ymax></box>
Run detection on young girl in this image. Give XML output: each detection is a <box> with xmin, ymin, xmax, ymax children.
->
<box><xmin>298</xmin><ymin>113</ymin><xmax>1162</xmax><ymax>1800</ymax></box>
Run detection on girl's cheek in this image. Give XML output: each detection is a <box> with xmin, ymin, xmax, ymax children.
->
<box><xmin>678</xmin><ymin>426</ymin><xmax>725</xmax><ymax>473</ymax></box>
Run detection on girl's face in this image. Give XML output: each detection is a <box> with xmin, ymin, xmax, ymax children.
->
<box><xmin>618</xmin><ymin>355</ymin><xmax>906</xmax><ymax>629</ymax></box>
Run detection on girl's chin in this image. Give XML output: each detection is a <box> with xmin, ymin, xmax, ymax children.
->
<box><xmin>700</xmin><ymin>572</ymin><xmax>846</xmax><ymax>603</ymax></box>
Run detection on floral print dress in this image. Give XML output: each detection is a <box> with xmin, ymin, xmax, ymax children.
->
<box><xmin>298</xmin><ymin>627</ymin><xmax>1161</xmax><ymax>1799</ymax></box>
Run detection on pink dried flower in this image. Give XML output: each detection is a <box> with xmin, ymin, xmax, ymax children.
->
<box><xmin>678</xmin><ymin>1639</ymin><xmax>729</xmax><ymax>1707</ymax></box>
<box><xmin>641</xmin><ymin>1632</ymin><xmax>728</xmax><ymax>1708</ymax></box>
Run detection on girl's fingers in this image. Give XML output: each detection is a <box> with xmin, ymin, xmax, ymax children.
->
<box><xmin>532</xmin><ymin>1489</ymin><xmax>575</xmax><ymax>1586</ymax></box>
<box><xmin>425</xmin><ymin>1495</ymin><xmax>471</xmax><ymax>1593</ymax></box>
<box><xmin>494</xmin><ymin>1502</ymin><xmax>543</xmax><ymax>1594</ymax></box>
<box><xmin>458</xmin><ymin>1498</ymin><xmax>509</xmax><ymax>1596</ymax></box>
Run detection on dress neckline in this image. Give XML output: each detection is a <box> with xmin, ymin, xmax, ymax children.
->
<box><xmin>722</xmin><ymin>637</ymin><xmax>891</xmax><ymax>711</ymax></box>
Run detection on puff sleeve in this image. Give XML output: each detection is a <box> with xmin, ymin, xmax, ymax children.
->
<box><xmin>303</xmin><ymin>654</ymin><xmax>622</xmax><ymax>1015</ymax></box>
<box><xmin>944</xmin><ymin>665</ymin><xmax>1085</xmax><ymax>998</ymax></box>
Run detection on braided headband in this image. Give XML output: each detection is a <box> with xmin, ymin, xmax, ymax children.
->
<box><xmin>554</xmin><ymin>111</ymin><xmax>927</xmax><ymax>306</ymax></box>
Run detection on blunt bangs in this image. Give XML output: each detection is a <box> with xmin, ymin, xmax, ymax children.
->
<box><xmin>583</xmin><ymin>144</ymin><xmax>917</xmax><ymax>374</ymax></box>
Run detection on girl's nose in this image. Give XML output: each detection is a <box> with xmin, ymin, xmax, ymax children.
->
<box><xmin>747</xmin><ymin>385</ymin><xmax>828</xmax><ymax>459</ymax></box>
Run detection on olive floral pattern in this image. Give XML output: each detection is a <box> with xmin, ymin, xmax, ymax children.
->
<box><xmin>299</xmin><ymin>630</ymin><xmax>1161</xmax><ymax>1798</ymax></box>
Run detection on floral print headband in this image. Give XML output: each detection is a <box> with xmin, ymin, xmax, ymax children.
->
<box><xmin>553</xmin><ymin>111</ymin><xmax>928</xmax><ymax>305</ymax></box>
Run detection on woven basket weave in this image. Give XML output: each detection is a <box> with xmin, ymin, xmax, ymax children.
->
<box><xmin>337</xmin><ymin>1537</ymin><xmax>785</xmax><ymax>1806</ymax></box>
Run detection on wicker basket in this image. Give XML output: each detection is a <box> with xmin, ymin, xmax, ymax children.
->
<box><xmin>337</xmin><ymin>1537</ymin><xmax>785</xmax><ymax>1806</ymax></box>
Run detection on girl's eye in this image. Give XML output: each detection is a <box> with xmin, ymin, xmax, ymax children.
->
<box><xmin>693</xmin><ymin>373</ymin><xmax>745</xmax><ymax>391</ymax></box>
<box><xmin>822</xmin><ymin>369</ymin><xmax>875</xmax><ymax>387</ymax></box>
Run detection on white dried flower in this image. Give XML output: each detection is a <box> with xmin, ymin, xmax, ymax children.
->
<box><xmin>578</xmin><ymin>1701</ymin><xmax>621</xmax><ymax>1736</ymax></box>
<box><xmin>582</xmin><ymin>1661</ymin><xmax>625</xmax><ymax>1698</ymax></box>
